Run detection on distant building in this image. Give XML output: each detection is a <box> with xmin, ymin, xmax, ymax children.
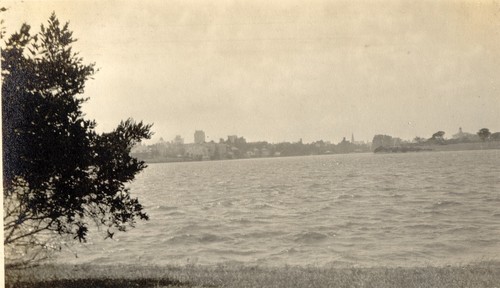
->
<box><xmin>173</xmin><ymin>135</ymin><xmax>184</xmax><ymax>145</ymax></box>
<box><xmin>452</xmin><ymin>127</ymin><xmax>479</xmax><ymax>142</ymax></box>
<box><xmin>452</xmin><ymin>127</ymin><xmax>465</xmax><ymax>139</ymax></box>
<box><xmin>227</xmin><ymin>135</ymin><xmax>238</xmax><ymax>144</ymax></box>
<box><xmin>185</xmin><ymin>143</ymin><xmax>209</xmax><ymax>160</ymax></box>
<box><xmin>194</xmin><ymin>130</ymin><xmax>205</xmax><ymax>144</ymax></box>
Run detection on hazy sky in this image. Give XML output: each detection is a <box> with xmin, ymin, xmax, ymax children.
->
<box><xmin>3</xmin><ymin>0</ymin><xmax>500</xmax><ymax>143</ymax></box>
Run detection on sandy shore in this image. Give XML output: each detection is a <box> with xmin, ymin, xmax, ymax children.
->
<box><xmin>5</xmin><ymin>261</ymin><xmax>500</xmax><ymax>288</ymax></box>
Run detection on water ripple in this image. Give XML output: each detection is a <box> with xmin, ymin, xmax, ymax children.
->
<box><xmin>54</xmin><ymin>151</ymin><xmax>500</xmax><ymax>267</ymax></box>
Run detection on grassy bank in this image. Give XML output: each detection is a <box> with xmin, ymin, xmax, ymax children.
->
<box><xmin>5</xmin><ymin>262</ymin><xmax>500</xmax><ymax>288</ymax></box>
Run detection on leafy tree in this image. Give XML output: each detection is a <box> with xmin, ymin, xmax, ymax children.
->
<box><xmin>413</xmin><ymin>136</ymin><xmax>426</xmax><ymax>144</ymax></box>
<box><xmin>429</xmin><ymin>131</ymin><xmax>445</xmax><ymax>144</ymax></box>
<box><xmin>2</xmin><ymin>14</ymin><xmax>152</xmax><ymax>265</ymax></box>
<box><xmin>491</xmin><ymin>132</ymin><xmax>500</xmax><ymax>141</ymax></box>
<box><xmin>477</xmin><ymin>128</ymin><xmax>491</xmax><ymax>142</ymax></box>
<box><xmin>371</xmin><ymin>134</ymin><xmax>393</xmax><ymax>150</ymax></box>
<box><xmin>431</xmin><ymin>131</ymin><xmax>445</xmax><ymax>140</ymax></box>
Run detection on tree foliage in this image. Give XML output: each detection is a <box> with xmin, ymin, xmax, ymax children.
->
<box><xmin>429</xmin><ymin>131</ymin><xmax>445</xmax><ymax>144</ymax></box>
<box><xmin>2</xmin><ymin>14</ymin><xmax>152</xmax><ymax>264</ymax></box>
<box><xmin>491</xmin><ymin>132</ymin><xmax>500</xmax><ymax>141</ymax></box>
<box><xmin>477</xmin><ymin>128</ymin><xmax>491</xmax><ymax>142</ymax></box>
<box><xmin>371</xmin><ymin>134</ymin><xmax>394</xmax><ymax>150</ymax></box>
<box><xmin>431</xmin><ymin>131</ymin><xmax>445</xmax><ymax>140</ymax></box>
<box><xmin>413</xmin><ymin>136</ymin><xmax>426</xmax><ymax>144</ymax></box>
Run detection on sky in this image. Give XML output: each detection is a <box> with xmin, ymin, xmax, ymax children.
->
<box><xmin>3</xmin><ymin>0</ymin><xmax>500</xmax><ymax>144</ymax></box>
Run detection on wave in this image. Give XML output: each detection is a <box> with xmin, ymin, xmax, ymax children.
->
<box><xmin>165</xmin><ymin>234</ymin><xmax>197</xmax><ymax>245</ymax></box>
<box><xmin>308</xmin><ymin>183</ymin><xmax>325</xmax><ymax>189</ymax></box>
<box><xmin>154</xmin><ymin>205</ymin><xmax>178</xmax><ymax>211</ymax></box>
<box><xmin>243</xmin><ymin>230</ymin><xmax>287</xmax><ymax>239</ymax></box>
<box><xmin>265</xmin><ymin>184</ymin><xmax>294</xmax><ymax>191</ymax></box>
<box><xmin>164</xmin><ymin>211</ymin><xmax>186</xmax><ymax>216</ymax></box>
<box><xmin>275</xmin><ymin>247</ymin><xmax>299</xmax><ymax>255</ymax></box>
<box><xmin>198</xmin><ymin>233</ymin><xmax>231</xmax><ymax>243</ymax></box>
<box><xmin>252</xmin><ymin>203</ymin><xmax>285</xmax><ymax>210</ymax></box>
<box><xmin>165</xmin><ymin>233</ymin><xmax>231</xmax><ymax>244</ymax></box>
<box><xmin>229</xmin><ymin>218</ymin><xmax>268</xmax><ymax>225</ymax></box>
<box><xmin>430</xmin><ymin>201</ymin><xmax>463</xmax><ymax>209</ymax></box>
<box><xmin>405</xmin><ymin>224</ymin><xmax>439</xmax><ymax>230</ymax></box>
<box><xmin>422</xmin><ymin>210</ymin><xmax>446</xmax><ymax>216</ymax></box>
<box><xmin>293</xmin><ymin>232</ymin><xmax>328</xmax><ymax>243</ymax></box>
<box><xmin>200</xmin><ymin>248</ymin><xmax>261</xmax><ymax>256</ymax></box>
<box><xmin>253</xmin><ymin>203</ymin><xmax>274</xmax><ymax>209</ymax></box>
<box><xmin>336</xmin><ymin>194</ymin><xmax>359</xmax><ymax>200</ymax></box>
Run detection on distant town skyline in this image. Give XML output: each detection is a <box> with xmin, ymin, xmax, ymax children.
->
<box><xmin>3</xmin><ymin>1</ymin><xmax>500</xmax><ymax>144</ymax></box>
<box><xmin>152</xmin><ymin>126</ymin><xmax>486</xmax><ymax>146</ymax></box>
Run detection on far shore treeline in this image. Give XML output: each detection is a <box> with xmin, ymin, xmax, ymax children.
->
<box><xmin>132</xmin><ymin>127</ymin><xmax>500</xmax><ymax>162</ymax></box>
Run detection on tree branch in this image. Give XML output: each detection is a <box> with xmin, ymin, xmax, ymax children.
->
<box><xmin>4</xmin><ymin>220</ymin><xmax>54</xmax><ymax>245</ymax></box>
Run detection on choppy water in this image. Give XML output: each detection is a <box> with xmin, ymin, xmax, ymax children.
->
<box><xmin>56</xmin><ymin>150</ymin><xmax>500</xmax><ymax>267</ymax></box>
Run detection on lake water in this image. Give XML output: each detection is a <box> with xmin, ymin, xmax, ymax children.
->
<box><xmin>55</xmin><ymin>150</ymin><xmax>500</xmax><ymax>267</ymax></box>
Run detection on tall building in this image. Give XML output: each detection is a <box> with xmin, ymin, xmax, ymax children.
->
<box><xmin>194</xmin><ymin>130</ymin><xmax>205</xmax><ymax>144</ymax></box>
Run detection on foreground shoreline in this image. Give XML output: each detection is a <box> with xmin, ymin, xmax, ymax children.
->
<box><xmin>6</xmin><ymin>261</ymin><xmax>500</xmax><ymax>288</ymax></box>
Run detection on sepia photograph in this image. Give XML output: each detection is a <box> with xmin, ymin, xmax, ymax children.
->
<box><xmin>2</xmin><ymin>0</ymin><xmax>500</xmax><ymax>287</ymax></box>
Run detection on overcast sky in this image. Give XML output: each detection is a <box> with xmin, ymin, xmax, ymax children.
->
<box><xmin>4</xmin><ymin>0</ymin><xmax>500</xmax><ymax>143</ymax></box>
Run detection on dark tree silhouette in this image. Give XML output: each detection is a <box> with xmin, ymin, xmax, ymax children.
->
<box><xmin>429</xmin><ymin>131</ymin><xmax>445</xmax><ymax>144</ymax></box>
<box><xmin>431</xmin><ymin>131</ymin><xmax>445</xmax><ymax>140</ymax></box>
<box><xmin>2</xmin><ymin>14</ymin><xmax>152</xmax><ymax>264</ymax></box>
<box><xmin>477</xmin><ymin>128</ymin><xmax>491</xmax><ymax>142</ymax></box>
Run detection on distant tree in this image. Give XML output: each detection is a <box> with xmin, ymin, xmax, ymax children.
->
<box><xmin>431</xmin><ymin>131</ymin><xmax>445</xmax><ymax>140</ymax></box>
<box><xmin>3</xmin><ymin>14</ymin><xmax>152</xmax><ymax>265</ymax></box>
<box><xmin>413</xmin><ymin>136</ymin><xmax>426</xmax><ymax>144</ymax></box>
<box><xmin>491</xmin><ymin>132</ymin><xmax>500</xmax><ymax>141</ymax></box>
<box><xmin>236</xmin><ymin>137</ymin><xmax>247</xmax><ymax>145</ymax></box>
<box><xmin>429</xmin><ymin>131</ymin><xmax>445</xmax><ymax>144</ymax></box>
<box><xmin>371</xmin><ymin>134</ymin><xmax>393</xmax><ymax>150</ymax></box>
<box><xmin>477</xmin><ymin>128</ymin><xmax>491</xmax><ymax>142</ymax></box>
<box><xmin>211</xmin><ymin>145</ymin><xmax>221</xmax><ymax>160</ymax></box>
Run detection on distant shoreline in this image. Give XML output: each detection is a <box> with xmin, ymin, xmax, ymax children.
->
<box><xmin>137</xmin><ymin>141</ymin><xmax>500</xmax><ymax>163</ymax></box>
<box><xmin>374</xmin><ymin>141</ymin><xmax>500</xmax><ymax>154</ymax></box>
